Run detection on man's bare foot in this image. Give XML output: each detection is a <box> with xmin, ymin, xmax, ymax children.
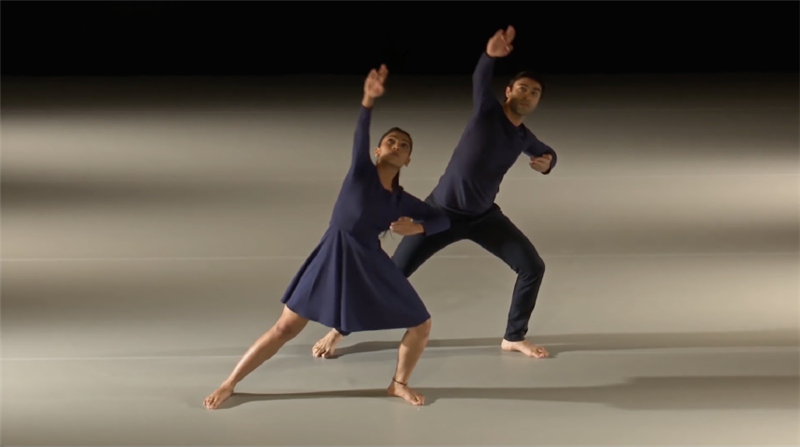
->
<box><xmin>203</xmin><ymin>384</ymin><xmax>234</xmax><ymax>410</ymax></box>
<box><xmin>312</xmin><ymin>329</ymin><xmax>343</xmax><ymax>358</ymax></box>
<box><xmin>501</xmin><ymin>339</ymin><xmax>549</xmax><ymax>358</ymax></box>
<box><xmin>387</xmin><ymin>379</ymin><xmax>425</xmax><ymax>406</ymax></box>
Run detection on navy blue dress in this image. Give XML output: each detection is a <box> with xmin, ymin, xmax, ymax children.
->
<box><xmin>280</xmin><ymin>105</ymin><xmax>451</xmax><ymax>333</ymax></box>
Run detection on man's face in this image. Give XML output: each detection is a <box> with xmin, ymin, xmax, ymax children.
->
<box><xmin>505</xmin><ymin>77</ymin><xmax>542</xmax><ymax>115</ymax></box>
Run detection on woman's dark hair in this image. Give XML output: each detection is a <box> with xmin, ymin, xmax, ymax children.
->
<box><xmin>377</xmin><ymin>127</ymin><xmax>413</xmax><ymax>239</ymax></box>
<box><xmin>377</xmin><ymin>126</ymin><xmax>413</xmax><ymax>191</ymax></box>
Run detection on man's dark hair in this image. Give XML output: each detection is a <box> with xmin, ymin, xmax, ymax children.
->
<box><xmin>507</xmin><ymin>70</ymin><xmax>545</xmax><ymax>95</ymax></box>
<box><xmin>379</xmin><ymin>127</ymin><xmax>413</xmax><ymax>153</ymax></box>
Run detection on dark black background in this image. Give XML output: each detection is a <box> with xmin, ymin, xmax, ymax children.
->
<box><xmin>2</xmin><ymin>1</ymin><xmax>798</xmax><ymax>76</ymax></box>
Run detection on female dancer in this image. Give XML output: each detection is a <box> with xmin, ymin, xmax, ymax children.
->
<box><xmin>203</xmin><ymin>64</ymin><xmax>450</xmax><ymax>409</ymax></box>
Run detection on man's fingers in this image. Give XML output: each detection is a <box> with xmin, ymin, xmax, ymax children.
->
<box><xmin>505</xmin><ymin>25</ymin><xmax>516</xmax><ymax>42</ymax></box>
<box><xmin>390</xmin><ymin>219</ymin><xmax>416</xmax><ymax>235</ymax></box>
<box><xmin>390</xmin><ymin>225</ymin><xmax>410</xmax><ymax>234</ymax></box>
<box><xmin>530</xmin><ymin>159</ymin><xmax>548</xmax><ymax>171</ymax></box>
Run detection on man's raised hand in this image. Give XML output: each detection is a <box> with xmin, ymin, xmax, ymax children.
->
<box><xmin>486</xmin><ymin>25</ymin><xmax>515</xmax><ymax>58</ymax></box>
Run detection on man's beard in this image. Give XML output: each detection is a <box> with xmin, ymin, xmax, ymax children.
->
<box><xmin>510</xmin><ymin>99</ymin><xmax>530</xmax><ymax>115</ymax></box>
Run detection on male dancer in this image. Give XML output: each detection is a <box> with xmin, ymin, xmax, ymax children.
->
<box><xmin>314</xmin><ymin>25</ymin><xmax>558</xmax><ymax>359</ymax></box>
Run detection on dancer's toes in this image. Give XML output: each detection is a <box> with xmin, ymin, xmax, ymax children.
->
<box><xmin>500</xmin><ymin>339</ymin><xmax>549</xmax><ymax>358</ymax></box>
<box><xmin>312</xmin><ymin>329</ymin><xmax>342</xmax><ymax>358</ymax></box>
<box><xmin>387</xmin><ymin>380</ymin><xmax>425</xmax><ymax>406</ymax></box>
<box><xmin>203</xmin><ymin>384</ymin><xmax>234</xmax><ymax>409</ymax></box>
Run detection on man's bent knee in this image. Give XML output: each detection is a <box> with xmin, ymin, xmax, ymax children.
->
<box><xmin>519</xmin><ymin>256</ymin><xmax>546</xmax><ymax>281</ymax></box>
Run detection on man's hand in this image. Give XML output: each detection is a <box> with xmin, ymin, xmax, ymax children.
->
<box><xmin>389</xmin><ymin>217</ymin><xmax>424</xmax><ymax>236</ymax></box>
<box><xmin>364</xmin><ymin>64</ymin><xmax>388</xmax><ymax>99</ymax></box>
<box><xmin>530</xmin><ymin>153</ymin><xmax>552</xmax><ymax>173</ymax></box>
<box><xmin>486</xmin><ymin>26</ymin><xmax>515</xmax><ymax>58</ymax></box>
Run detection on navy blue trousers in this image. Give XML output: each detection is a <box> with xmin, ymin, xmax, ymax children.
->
<box><xmin>337</xmin><ymin>196</ymin><xmax>545</xmax><ymax>342</ymax></box>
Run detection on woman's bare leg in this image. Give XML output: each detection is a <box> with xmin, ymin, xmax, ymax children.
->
<box><xmin>203</xmin><ymin>305</ymin><xmax>308</xmax><ymax>409</ymax></box>
<box><xmin>387</xmin><ymin>318</ymin><xmax>431</xmax><ymax>406</ymax></box>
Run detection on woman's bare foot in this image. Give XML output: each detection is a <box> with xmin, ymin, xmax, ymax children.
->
<box><xmin>387</xmin><ymin>379</ymin><xmax>425</xmax><ymax>406</ymax></box>
<box><xmin>501</xmin><ymin>339</ymin><xmax>549</xmax><ymax>358</ymax></box>
<box><xmin>203</xmin><ymin>384</ymin><xmax>235</xmax><ymax>409</ymax></box>
<box><xmin>312</xmin><ymin>329</ymin><xmax>343</xmax><ymax>358</ymax></box>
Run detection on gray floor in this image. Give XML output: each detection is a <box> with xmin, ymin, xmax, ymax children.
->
<box><xmin>2</xmin><ymin>73</ymin><xmax>799</xmax><ymax>445</ymax></box>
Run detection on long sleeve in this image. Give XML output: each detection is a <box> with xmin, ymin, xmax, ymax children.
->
<box><xmin>472</xmin><ymin>52</ymin><xmax>498</xmax><ymax>113</ymax></box>
<box><xmin>523</xmin><ymin>135</ymin><xmax>558</xmax><ymax>175</ymax></box>
<box><xmin>398</xmin><ymin>192</ymin><xmax>451</xmax><ymax>236</ymax></box>
<box><xmin>349</xmin><ymin>105</ymin><xmax>375</xmax><ymax>175</ymax></box>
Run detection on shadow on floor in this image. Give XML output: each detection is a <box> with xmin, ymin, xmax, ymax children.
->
<box><xmin>331</xmin><ymin>328</ymin><xmax>800</xmax><ymax>358</ymax></box>
<box><xmin>154</xmin><ymin>328</ymin><xmax>799</xmax><ymax>359</ymax></box>
<box><xmin>210</xmin><ymin>375</ymin><xmax>798</xmax><ymax>410</ymax></box>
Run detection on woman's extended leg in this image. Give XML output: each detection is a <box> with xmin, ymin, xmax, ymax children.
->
<box><xmin>386</xmin><ymin>318</ymin><xmax>432</xmax><ymax>405</ymax></box>
<box><xmin>203</xmin><ymin>305</ymin><xmax>309</xmax><ymax>409</ymax></box>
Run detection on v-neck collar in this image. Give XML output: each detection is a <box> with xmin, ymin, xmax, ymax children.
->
<box><xmin>498</xmin><ymin>104</ymin><xmax>528</xmax><ymax>141</ymax></box>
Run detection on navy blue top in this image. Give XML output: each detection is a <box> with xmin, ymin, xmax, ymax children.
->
<box><xmin>430</xmin><ymin>52</ymin><xmax>558</xmax><ymax>216</ymax></box>
<box><xmin>329</xmin><ymin>105</ymin><xmax>451</xmax><ymax>245</ymax></box>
